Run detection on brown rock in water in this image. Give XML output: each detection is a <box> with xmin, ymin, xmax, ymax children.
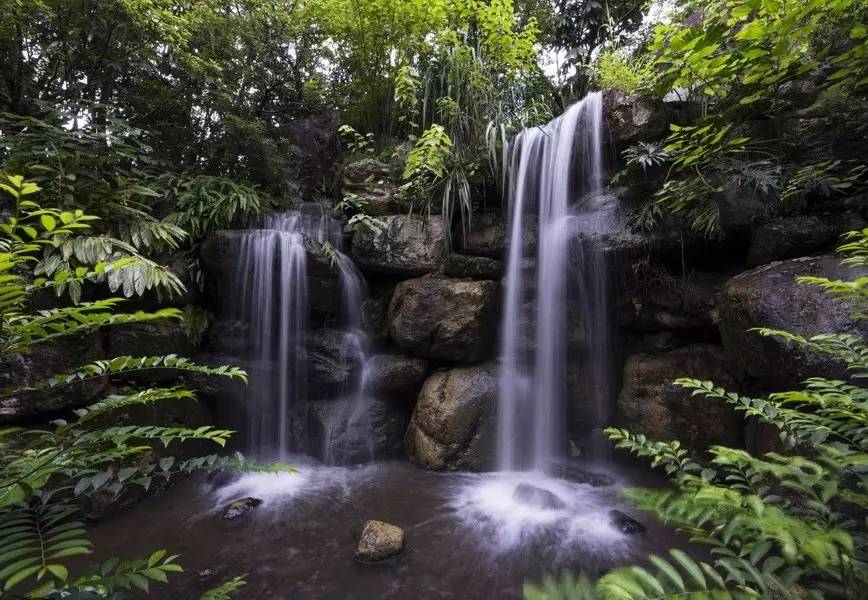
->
<box><xmin>355</xmin><ymin>520</ymin><xmax>405</xmax><ymax>561</ymax></box>
<box><xmin>405</xmin><ymin>363</ymin><xmax>498</xmax><ymax>470</ymax></box>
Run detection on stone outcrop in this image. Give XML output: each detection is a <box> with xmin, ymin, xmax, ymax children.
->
<box><xmin>616</xmin><ymin>344</ymin><xmax>741</xmax><ymax>450</ymax></box>
<box><xmin>364</xmin><ymin>354</ymin><xmax>429</xmax><ymax>400</ymax></box>
<box><xmin>351</xmin><ymin>215</ymin><xmax>446</xmax><ymax>276</ymax></box>
<box><xmin>341</xmin><ymin>158</ymin><xmax>399</xmax><ymax>216</ymax></box>
<box><xmin>459</xmin><ymin>212</ymin><xmax>510</xmax><ymax>258</ymax></box>
<box><xmin>404</xmin><ymin>363</ymin><xmax>498</xmax><ymax>470</ymax></box>
<box><xmin>356</xmin><ymin>520</ymin><xmax>405</xmax><ymax>561</ymax></box>
<box><xmin>746</xmin><ymin>212</ymin><xmax>866</xmax><ymax>267</ymax></box>
<box><xmin>306</xmin><ymin>329</ymin><xmax>363</xmax><ymax>401</ymax></box>
<box><xmin>307</xmin><ymin>396</ymin><xmax>410</xmax><ymax>462</ymax></box>
<box><xmin>0</xmin><ymin>332</ymin><xmax>108</xmax><ymax>422</ymax></box>
<box><xmin>388</xmin><ymin>277</ymin><xmax>498</xmax><ymax>363</ymax></box>
<box><xmin>445</xmin><ymin>253</ymin><xmax>503</xmax><ymax>280</ymax></box>
<box><xmin>604</xmin><ymin>91</ymin><xmax>668</xmax><ymax>145</ymax></box>
<box><xmin>717</xmin><ymin>256</ymin><xmax>868</xmax><ymax>390</ymax></box>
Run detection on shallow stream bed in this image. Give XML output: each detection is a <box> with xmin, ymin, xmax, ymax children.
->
<box><xmin>88</xmin><ymin>459</ymin><xmax>687</xmax><ymax>599</ymax></box>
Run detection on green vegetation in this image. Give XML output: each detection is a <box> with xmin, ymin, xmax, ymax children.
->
<box><xmin>524</xmin><ymin>229</ymin><xmax>868</xmax><ymax>598</ymax></box>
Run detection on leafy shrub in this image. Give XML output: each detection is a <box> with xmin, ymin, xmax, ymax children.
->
<box><xmin>592</xmin><ymin>49</ymin><xmax>653</xmax><ymax>95</ymax></box>
<box><xmin>0</xmin><ymin>176</ymin><xmax>287</xmax><ymax>597</ymax></box>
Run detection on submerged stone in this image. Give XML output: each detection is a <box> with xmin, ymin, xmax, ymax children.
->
<box><xmin>512</xmin><ymin>484</ymin><xmax>566</xmax><ymax>511</ymax></box>
<box><xmin>355</xmin><ymin>520</ymin><xmax>405</xmax><ymax>561</ymax></box>
<box><xmin>609</xmin><ymin>510</ymin><xmax>645</xmax><ymax>535</ymax></box>
<box><xmin>222</xmin><ymin>497</ymin><xmax>262</xmax><ymax>520</ymax></box>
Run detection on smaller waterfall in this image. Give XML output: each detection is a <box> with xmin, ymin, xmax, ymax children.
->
<box><xmin>230</xmin><ymin>206</ymin><xmax>375</xmax><ymax>462</ymax></box>
<box><xmin>320</xmin><ymin>253</ymin><xmax>377</xmax><ymax>465</ymax></box>
<box><xmin>497</xmin><ymin>92</ymin><xmax>618</xmax><ymax>473</ymax></box>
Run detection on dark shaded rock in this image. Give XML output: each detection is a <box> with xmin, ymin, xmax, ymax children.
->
<box><xmin>388</xmin><ymin>277</ymin><xmax>499</xmax><ymax>363</ymax></box>
<box><xmin>342</xmin><ymin>158</ymin><xmax>391</xmax><ymax>184</ymax></box>
<box><xmin>616</xmin><ymin>345</ymin><xmax>741</xmax><ymax>451</ymax></box>
<box><xmin>364</xmin><ymin>354</ymin><xmax>429</xmax><ymax>399</ymax></box>
<box><xmin>446</xmin><ymin>253</ymin><xmax>504</xmax><ymax>280</ymax></box>
<box><xmin>107</xmin><ymin>319</ymin><xmax>193</xmax><ymax>383</ymax></box>
<box><xmin>604</xmin><ymin>91</ymin><xmax>668</xmax><ymax>145</ymax></box>
<box><xmin>746</xmin><ymin>212</ymin><xmax>866</xmax><ymax>267</ymax></box>
<box><xmin>610</xmin><ymin>510</ymin><xmax>645</xmax><ymax>535</ymax></box>
<box><xmin>356</xmin><ymin>520</ymin><xmax>404</xmax><ymax>561</ymax></box>
<box><xmin>405</xmin><ymin>363</ymin><xmax>498</xmax><ymax>470</ymax></box>
<box><xmin>555</xmin><ymin>463</ymin><xmax>615</xmax><ymax>487</ymax></box>
<box><xmin>308</xmin><ymin>396</ymin><xmax>410</xmax><ymax>463</ymax></box>
<box><xmin>0</xmin><ymin>332</ymin><xmax>108</xmax><ymax>422</ymax></box>
<box><xmin>459</xmin><ymin>212</ymin><xmax>508</xmax><ymax>258</ymax></box>
<box><xmin>717</xmin><ymin>256</ymin><xmax>868</xmax><ymax>390</ymax></box>
<box><xmin>207</xmin><ymin>320</ymin><xmax>251</xmax><ymax>355</ymax></box>
<box><xmin>306</xmin><ymin>329</ymin><xmax>363</xmax><ymax>401</ymax></box>
<box><xmin>200</xmin><ymin>229</ymin><xmax>341</xmax><ymax>321</ymax></box>
<box><xmin>618</xmin><ymin>272</ymin><xmax>721</xmax><ymax>334</ymax></box>
<box><xmin>223</xmin><ymin>497</ymin><xmax>262</xmax><ymax>520</ymax></box>
<box><xmin>513</xmin><ymin>484</ymin><xmax>566</xmax><ymax>510</ymax></box>
<box><xmin>285</xmin><ymin>110</ymin><xmax>339</xmax><ymax>193</ymax></box>
<box><xmin>352</xmin><ymin>215</ymin><xmax>446</xmax><ymax>276</ymax></box>
<box><xmin>360</xmin><ymin>284</ymin><xmax>394</xmax><ymax>343</ymax></box>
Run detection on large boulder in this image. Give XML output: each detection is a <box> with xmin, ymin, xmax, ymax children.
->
<box><xmin>604</xmin><ymin>91</ymin><xmax>668</xmax><ymax>145</ymax></box>
<box><xmin>351</xmin><ymin>215</ymin><xmax>446</xmax><ymax>276</ymax></box>
<box><xmin>616</xmin><ymin>345</ymin><xmax>741</xmax><ymax>451</ymax></box>
<box><xmin>404</xmin><ymin>363</ymin><xmax>498</xmax><ymax>470</ymax></box>
<box><xmin>445</xmin><ymin>253</ymin><xmax>503</xmax><ymax>280</ymax></box>
<box><xmin>306</xmin><ymin>329</ymin><xmax>364</xmax><ymax>401</ymax></box>
<box><xmin>308</xmin><ymin>396</ymin><xmax>410</xmax><ymax>463</ymax></box>
<box><xmin>341</xmin><ymin>158</ymin><xmax>399</xmax><ymax>216</ymax></box>
<box><xmin>459</xmin><ymin>212</ymin><xmax>508</xmax><ymax>258</ymax></box>
<box><xmin>746</xmin><ymin>212</ymin><xmax>866</xmax><ymax>267</ymax></box>
<box><xmin>717</xmin><ymin>256</ymin><xmax>868</xmax><ymax>390</ymax></box>
<box><xmin>388</xmin><ymin>277</ymin><xmax>499</xmax><ymax>363</ymax></box>
<box><xmin>0</xmin><ymin>332</ymin><xmax>108</xmax><ymax>422</ymax></box>
<box><xmin>364</xmin><ymin>354</ymin><xmax>429</xmax><ymax>400</ymax></box>
<box><xmin>108</xmin><ymin>318</ymin><xmax>193</xmax><ymax>358</ymax></box>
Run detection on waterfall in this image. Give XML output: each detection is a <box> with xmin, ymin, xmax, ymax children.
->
<box><xmin>497</xmin><ymin>92</ymin><xmax>616</xmax><ymax>473</ymax></box>
<box><xmin>230</xmin><ymin>206</ymin><xmax>373</xmax><ymax>462</ymax></box>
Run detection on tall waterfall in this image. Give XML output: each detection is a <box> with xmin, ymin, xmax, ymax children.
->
<box><xmin>230</xmin><ymin>206</ymin><xmax>372</xmax><ymax>462</ymax></box>
<box><xmin>497</xmin><ymin>92</ymin><xmax>617</xmax><ymax>473</ymax></box>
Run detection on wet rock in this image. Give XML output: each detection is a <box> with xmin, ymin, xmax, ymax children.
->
<box><xmin>0</xmin><ymin>332</ymin><xmax>108</xmax><ymax>422</ymax></box>
<box><xmin>513</xmin><ymin>484</ymin><xmax>566</xmax><ymax>510</ymax></box>
<box><xmin>306</xmin><ymin>329</ymin><xmax>364</xmax><ymax>401</ymax></box>
<box><xmin>616</xmin><ymin>345</ymin><xmax>741</xmax><ymax>451</ymax></box>
<box><xmin>717</xmin><ymin>256</ymin><xmax>868</xmax><ymax>390</ymax></box>
<box><xmin>746</xmin><ymin>212</ymin><xmax>866</xmax><ymax>267</ymax></box>
<box><xmin>223</xmin><ymin>497</ymin><xmax>262</xmax><ymax>520</ymax></box>
<box><xmin>308</xmin><ymin>397</ymin><xmax>410</xmax><ymax>463</ymax></box>
<box><xmin>388</xmin><ymin>277</ymin><xmax>499</xmax><ymax>363</ymax></box>
<box><xmin>351</xmin><ymin>215</ymin><xmax>446</xmax><ymax>276</ymax></box>
<box><xmin>405</xmin><ymin>363</ymin><xmax>498</xmax><ymax>470</ymax></box>
<box><xmin>445</xmin><ymin>253</ymin><xmax>504</xmax><ymax>280</ymax></box>
<box><xmin>555</xmin><ymin>464</ymin><xmax>615</xmax><ymax>487</ymax></box>
<box><xmin>206</xmin><ymin>320</ymin><xmax>251</xmax><ymax>355</ymax></box>
<box><xmin>342</xmin><ymin>158</ymin><xmax>391</xmax><ymax>185</ymax></box>
<box><xmin>364</xmin><ymin>354</ymin><xmax>429</xmax><ymax>399</ymax></box>
<box><xmin>356</xmin><ymin>520</ymin><xmax>405</xmax><ymax>561</ymax></box>
<box><xmin>459</xmin><ymin>212</ymin><xmax>508</xmax><ymax>258</ymax></box>
<box><xmin>604</xmin><ymin>91</ymin><xmax>668</xmax><ymax>145</ymax></box>
<box><xmin>610</xmin><ymin>510</ymin><xmax>645</xmax><ymax>535</ymax></box>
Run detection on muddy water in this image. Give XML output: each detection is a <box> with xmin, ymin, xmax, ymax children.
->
<box><xmin>87</xmin><ymin>459</ymin><xmax>688</xmax><ymax>599</ymax></box>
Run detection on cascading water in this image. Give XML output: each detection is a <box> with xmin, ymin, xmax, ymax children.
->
<box><xmin>229</xmin><ymin>205</ymin><xmax>374</xmax><ymax>462</ymax></box>
<box><xmin>497</xmin><ymin>91</ymin><xmax>618</xmax><ymax>473</ymax></box>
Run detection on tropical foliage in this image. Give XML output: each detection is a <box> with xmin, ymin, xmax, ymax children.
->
<box><xmin>0</xmin><ymin>176</ymin><xmax>285</xmax><ymax>597</ymax></box>
<box><xmin>524</xmin><ymin>230</ymin><xmax>868</xmax><ymax>598</ymax></box>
